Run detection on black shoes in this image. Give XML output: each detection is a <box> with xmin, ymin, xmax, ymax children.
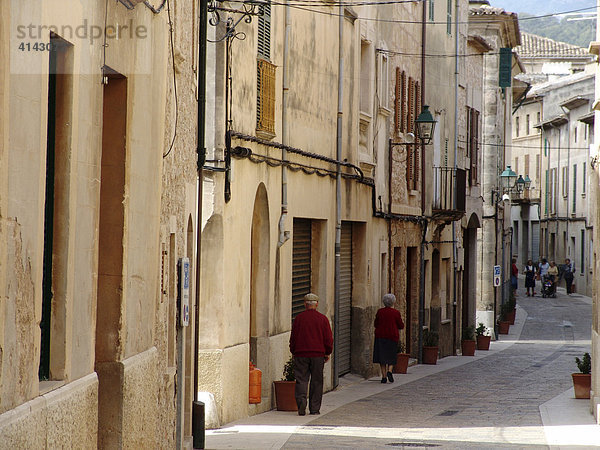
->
<box><xmin>309</xmin><ymin>411</ymin><xmax>320</xmax><ymax>415</ymax></box>
<box><xmin>387</xmin><ymin>371</ymin><xmax>394</xmax><ymax>383</ymax></box>
<box><xmin>297</xmin><ymin>398</ymin><xmax>307</xmax><ymax>416</ymax></box>
<box><xmin>381</xmin><ymin>377</ymin><xmax>387</xmax><ymax>383</ymax></box>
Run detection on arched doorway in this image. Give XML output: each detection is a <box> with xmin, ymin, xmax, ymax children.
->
<box><xmin>463</xmin><ymin>213</ymin><xmax>481</xmax><ymax>329</ymax></box>
<box><xmin>250</xmin><ymin>184</ymin><xmax>270</xmax><ymax>398</ymax></box>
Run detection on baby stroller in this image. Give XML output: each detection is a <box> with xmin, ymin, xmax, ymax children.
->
<box><xmin>541</xmin><ymin>275</ymin><xmax>556</xmax><ymax>298</ymax></box>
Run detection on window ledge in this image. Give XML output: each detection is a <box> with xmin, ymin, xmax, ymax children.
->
<box><xmin>256</xmin><ymin>129</ymin><xmax>276</xmax><ymax>141</ymax></box>
<box><xmin>39</xmin><ymin>380</ymin><xmax>65</xmax><ymax>396</ymax></box>
<box><xmin>441</xmin><ymin>319</ymin><xmax>452</xmax><ymax>325</ymax></box>
<box><xmin>409</xmin><ymin>189</ymin><xmax>419</xmax><ymax>196</ymax></box>
<box><xmin>378</xmin><ymin>106</ymin><xmax>392</xmax><ymax>117</ymax></box>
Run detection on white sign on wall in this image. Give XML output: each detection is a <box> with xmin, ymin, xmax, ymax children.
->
<box><xmin>493</xmin><ymin>265</ymin><xmax>501</xmax><ymax>287</ymax></box>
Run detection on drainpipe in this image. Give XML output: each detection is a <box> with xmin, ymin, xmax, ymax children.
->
<box><xmin>278</xmin><ymin>0</ymin><xmax>291</xmax><ymax>248</ymax></box>
<box><xmin>452</xmin><ymin>0</ymin><xmax>459</xmax><ymax>353</ymax></box>
<box><xmin>333</xmin><ymin>0</ymin><xmax>344</xmax><ymax>387</ymax></box>
<box><xmin>193</xmin><ymin>0</ymin><xmax>207</xmax><ymax>447</ymax></box>
<box><xmin>417</xmin><ymin>0</ymin><xmax>427</xmax><ymax>364</ymax></box>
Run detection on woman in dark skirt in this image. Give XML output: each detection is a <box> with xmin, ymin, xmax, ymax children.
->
<box><xmin>524</xmin><ymin>259</ymin><xmax>536</xmax><ymax>296</ymax></box>
<box><xmin>373</xmin><ymin>293</ymin><xmax>404</xmax><ymax>383</ymax></box>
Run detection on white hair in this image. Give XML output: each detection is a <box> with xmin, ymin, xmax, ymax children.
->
<box><xmin>382</xmin><ymin>293</ymin><xmax>396</xmax><ymax>307</ymax></box>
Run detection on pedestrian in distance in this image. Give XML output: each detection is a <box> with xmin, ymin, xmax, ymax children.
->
<box><xmin>547</xmin><ymin>260</ymin><xmax>558</xmax><ymax>282</ymax></box>
<box><xmin>538</xmin><ymin>258</ymin><xmax>549</xmax><ymax>291</ymax></box>
<box><xmin>524</xmin><ymin>259</ymin><xmax>536</xmax><ymax>296</ymax></box>
<box><xmin>511</xmin><ymin>258</ymin><xmax>519</xmax><ymax>294</ymax></box>
<box><xmin>373</xmin><ymin>293</ymin><xmax>404</xmax><ymax>384</ymax></box>
<box><xmin>564</xmin><ymin>258</ymin><xmax>575</xmax><ymax>295</ymax></box>
<box><xmin>289</xmin><ymin>293</ymin><xmax>333</xmax><ymax>416</ymax></box>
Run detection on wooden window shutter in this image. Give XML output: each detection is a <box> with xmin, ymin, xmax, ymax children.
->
<box><xmin>257</xmin><ymin>2</ymin><xmax>271</xmax><ymax>60</ymax></box>
<box><xmin>408</xmin><ymin>77</ymin><xmax>415</xmax><ymax>134</ymax></box>
<box><xmin>415</xmin><ymin>81</ymin><xmax>421</xmax><ymax>127</ymax></box>
<box><xmin>407</xmin><ymin>145</ymin><xmax>414</xmax><ymax>189</ymax></box>
<box><xmin>414</xmin><ymin>144</ymin><xmax>420</xmax><ymax>188</ymax></box>
<box><xmin>472</xmin><ymin>110</ymin><xmax>479</xmax><ymax>184</ymax></box>
<box><xmin>395</xmin><ymin>67</ymin><xmax>401</xmax><ymax>133</ymax></box>
<box><xmin>401</xmin><ymin>71</ymin><xmax>407</xmax><ymax>133</ymax></box>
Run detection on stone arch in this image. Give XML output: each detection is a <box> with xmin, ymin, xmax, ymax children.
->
<box><xmin>250</xmin><ymin>183</ymin><xmax>270</xmax><ymax>371</ymax></box>
<box><xmin>467</xmin><ymin>212</ymin><xmax>481</xmax><ymax>229</ymax></box>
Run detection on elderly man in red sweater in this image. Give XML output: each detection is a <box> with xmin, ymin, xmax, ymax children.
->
<box><xmin>289</xmin><ymin>293</ymin><xmax>333</xmax><ymax>416</ymax></box>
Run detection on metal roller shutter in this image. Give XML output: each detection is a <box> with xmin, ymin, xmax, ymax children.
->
<box><xmin>338</xmin><ymin>222</ymin><xmax>352</xmax><ymax>376</ymax></box>
<box><xmin>292</xmin><ymin>219</ymin><xmax>311</xmax><ymax>319</ymax></box>
<box><xmin>531</xmin><ymin>221</ymin><xmax>540</xmax><ymax>263</ymax></box>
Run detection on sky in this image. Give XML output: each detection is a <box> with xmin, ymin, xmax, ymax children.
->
<box><xmin>488</xmin><ymin>0</ymin><xmax>596</xmax><ymax>16</ymax></box>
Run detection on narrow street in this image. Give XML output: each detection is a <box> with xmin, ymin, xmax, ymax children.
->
<box><xmin>207</xmin><ymin>282</ymin><xmax>599</xmax><ymax>449</ymax></box>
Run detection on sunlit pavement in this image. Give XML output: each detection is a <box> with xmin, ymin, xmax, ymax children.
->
<box><xmin>206</xmin><ymin>283</ymin><xmax>599</xmax><ymax>449</ymax></box>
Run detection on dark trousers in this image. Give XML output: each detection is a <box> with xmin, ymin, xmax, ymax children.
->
<box><xmin>293</xmin><ymin>356</ymin><xmax>325</xmax><ymax>413</ymax></box>
<box><xmin>565</xmin><ymin>276</ymin><xmax>573</xmax><ymax>294</ymax></box>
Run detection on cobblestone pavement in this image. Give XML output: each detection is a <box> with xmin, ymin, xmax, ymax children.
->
<box><xmin>206</xmin><ymin>284</ymin><xmax>598</xmax><ymax>449</ymax></box>
<box><xmin>283</xmin><ymin>288</ymin><xmax>593</xmax><ymax>449</ymax></box>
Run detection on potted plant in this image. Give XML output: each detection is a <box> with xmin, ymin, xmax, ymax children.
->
<box><xmin>393</xmin><ymin>341</ymin><xmax>410</xmax><ymax>374</ymax></box>
<box><xmin>497</xmin><ymin>303</ymin><xmax>511</xmax><ymax>335</ymax></box>
<box><xmin>475</xmin><ymin>323</ymin><xmax>491</xmax><ymax>351</ymax></box>
<box><xmin>273</xmin><ymin>356</ymin><xmax>297</xmax><ymax>411</ymax></box>
<box><xmin>422</xmin><ymin>329</ymin><xmax>439</xmax><ymax>365</ymax></box>
<box><xmin>572</xmin><ymin>352</ymin><xmax>591</xmax><ymax>399</ymax></box>
<box><xmin>461</xmin><ymin>325</ymin><xmax>476</xmax><ymax>356</ymax></box>
<box><xmin>506</xmin><ymin>291</ymin><xmax>516</xmax><ymax>325</ymax></box>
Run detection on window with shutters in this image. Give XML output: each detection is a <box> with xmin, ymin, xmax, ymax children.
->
<box><xmin>429</xmin><ymin>0</ymin><xmax>435</xmax><ymax>21</ymax></box>
<box><xmin>524</xmin><ymin>154</ymin><xmax>530</xmax><ymax>180</ymax></box>
<box><xmin>582</xmin><ymin>162</ymin><xmax>586</xmax><ymax>194</ymax></box>
<box><xmin>572</xmin><ymin>164</ymin><xmax>577</xmax><ymax>213</ymax></box>
<box><xmin>377</xmin><ymin>53</ymin><xmax>389</xmax><ymax>111</ymax></box>
<box><xmin>257</xmin><ymin>2</ymin><xmax>275</xmax><ymax>136</ymax></box>
<box><xmin>394</xmin><ymin>68</ymin><xmax>408</xmax><ymax>134</ymax></box>
<box><xmin>562</xmin><ymin>166</ymin><xmax>568</xmax><ymax>198</ymax></box>
<box><xmin>257</xmin><ymin>60</ymin><xmax>276</xmax><ymax>134</ymax></box>
<box><xmin>406</xmin><ymin>77</ymin><xmax>421</xmax><ymax>191</ymax></box>
<box><xmin>466</xmin><ymin>107</ymin><xmax>479</xmax><ymax>185</ymax></box>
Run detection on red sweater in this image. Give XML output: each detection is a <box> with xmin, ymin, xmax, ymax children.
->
<box><xmin>289</xmin><ymin>309</ymin><xmax>333</xmax><ymax>357</ymax></box>
<box><xmin>374</xmin><ymin>307</ymin><xmax>404</xmax><ymax>341</ymax></box>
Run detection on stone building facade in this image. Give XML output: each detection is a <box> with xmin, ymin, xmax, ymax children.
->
<box><xmin>0</xmin><ymin>0</ymin><xmax>197</xmax><ymax>447</ymax></box>
<box><xmin>587</xmin><ymin>1</ymin><xmax>600</xmax><ymax>423</ymax></box>
<box><xmin>197</xmin><ymin>0</ymin><xmax>489</xmax><ymax>425</ymax></box>
<box><xmin>468</xmin><ymin>1</ymin><xmax>522</xmax><ymax>335</ymax></box>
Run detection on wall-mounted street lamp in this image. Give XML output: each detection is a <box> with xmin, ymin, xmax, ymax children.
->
<box><xmin>492</xmin><ymin>166</ymin><xmax>532</xmax><ymax>203</ymax></box>
<box><xmin>515</xmin><ymin>175</ymin><xmax>526</xmax><ymax>193</ymax></box>
<box><xmin>500</xmin><ymin>165</ymin><xmax>518</xmax><ymax>191</ymax></box>
<box><xmin>415</xmin><ymin>105</ymin><xmax>436</xmax><ymax>145</ymax></box>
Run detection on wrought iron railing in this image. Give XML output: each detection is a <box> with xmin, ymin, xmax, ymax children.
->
<box><xmin>432</xmin><ymin>166</ymin><xmax>466</xmax><ymax>213</ymax></box>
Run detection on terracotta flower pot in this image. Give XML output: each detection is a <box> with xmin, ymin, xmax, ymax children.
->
<box><xmin>506</xmin><ymin>309</ymin><xmax>516</xmax><ymax>325</ymax></box>
<box><xmin>461</xmin><ymin>340</ymin><xmax>476</xmax><ymax>356</ymax></box>
<box><xmin>497</xmin><ymin>321</ymin><xmax>510</xmax><ymax>335</ymax></box>
<box><xmin>393</xmin><ymin>353</ymin><xmax>410</xmax><ymax>374</ymax></box>
<box><xmin>476</xmin><ymin>335</ymin><xmax>491</xmax><ymax>351</ymax></box>
<box><xmin>571</xmin><ymin>373</ymin><xmax>591</xmax><ymax>399</ymax></box>
<box><xmin>273</xmin><ymin>380</ymin><xmax>297</xmax><ymax>411</ymax></box>
<box><xmin>422</xmin><ymin>346</ymin><xmax>438</xmax><ymax>365</ymax></box>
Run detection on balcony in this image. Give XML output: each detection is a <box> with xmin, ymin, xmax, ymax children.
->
<box><xmin>432</xmin><ymin>167</ymin><xmax>466</xmax><ymax>222</ymax></box>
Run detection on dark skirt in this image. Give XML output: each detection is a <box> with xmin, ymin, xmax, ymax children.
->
<box><xmin>373</xmin><ymin>338</ymin><xmax>397</xmax><ymax>365</ymax></box>
<box><xmin>525</xmin><ymin>273</ymin><xmax>535</xmax><ymax>288</ymax></box>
